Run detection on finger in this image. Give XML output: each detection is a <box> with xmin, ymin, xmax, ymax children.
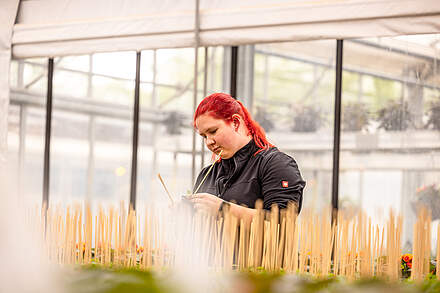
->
<box><xmin>190</xmin><ymin>197</ymin><xmax>206</xmax><ymax>204</ymax></box>
<box><xmin>192</xmin><ymin>192</ymin><xmax>214</xmax><ymax>198</ymax></box>
<box><xmin>191</xmin><ymin>193</ymin><xmax>205</xmax><ymax>199</ymax></box>
<box><xmin>194</xmin><ymin>203</ymin><xmax>208</xmax><ymax>211</ymax></box>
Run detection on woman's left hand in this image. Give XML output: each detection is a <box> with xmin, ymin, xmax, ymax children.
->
<box><xmin>189</xmin><ymin>193</ymin><xmax>223</xmax><ymax>214</ymax></box>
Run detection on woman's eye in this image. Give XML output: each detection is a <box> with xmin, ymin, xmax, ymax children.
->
<box><xmin>209</xmin><ymin>129</ymin><xmax>217</xmax><ymax>134</ymax></box>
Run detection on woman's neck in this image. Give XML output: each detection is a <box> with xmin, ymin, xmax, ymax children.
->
<box><xmin>238</xmin><ymin>136</ymin><xmax>253</xmax><ymax>150</ymax></box>
<box><xmin>228</xmin><ymin>136</ymin><xmax>252</xmax><ymax>158</ymax></box>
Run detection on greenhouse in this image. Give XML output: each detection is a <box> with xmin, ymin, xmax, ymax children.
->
<box><xmin>1</xmin><ymin>1</ymin><xmax>440</xmax><ymax>292</ymax></box>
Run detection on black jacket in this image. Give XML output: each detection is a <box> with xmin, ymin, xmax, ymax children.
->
<box><xmin>194</xmin><ymin>140</ymin><xmax>305</xmax><ymax>211</ymax></box>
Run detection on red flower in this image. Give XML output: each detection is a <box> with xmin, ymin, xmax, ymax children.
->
<box><xmin>402</xmin><ymin>254</ymin><xmax>412</xmax><ymax>263</ymax></box>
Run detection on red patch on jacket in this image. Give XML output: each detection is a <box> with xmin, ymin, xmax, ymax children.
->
<box><xmin>282</xmin><ymin>181</ymin><xmax>289</xmax><ymax>188</ymax></box>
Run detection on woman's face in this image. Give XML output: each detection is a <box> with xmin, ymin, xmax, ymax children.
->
<box><xmin>195</xmin><ymin>113</ymin><xmax>240</xmax><ymax>159</ymax></box>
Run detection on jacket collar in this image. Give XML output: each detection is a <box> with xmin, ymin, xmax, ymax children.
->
<box><xmin>221</xmin><ymin>139</ymin><xmax>258</xmax><ymax>167</ymax></box>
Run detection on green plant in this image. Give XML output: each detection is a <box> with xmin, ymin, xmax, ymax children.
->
<box><xmin>68</xmin><ymin>265</ymin><xmax>168</xmax><ymax>293</ymax></box>
<box><xmin>68</xmin><ymin>265</ymin><xmax>440</xmax><ymax>293</ymax></box>
<box><xmin>163</xmin><ymin>111</ymin><xmax>183</xmax><ymax>135</ymax></box>
<box><xmin>426</xmin><ymin>99</ymin><xmax>440</xmax><ymax>131</ymax></box>
<box><xmin>342</xmin><ymin>101</ymin><xmax>370</xmax><ymax>132</ymax></box>
<box><xmin>291</xmin><ymin>105</ymin><xmax>324</xmax><ymax>132</ymax></box>
<box><xmin>413</xmin><ymin>184</ymin><xmax>440</xmax><ymax>220</ymax></box>
<box><xmin>377</xmin><ymin>100</ymin><xmax>413</xmax><ymax>131</ymax></box>
<box><xmin>254</xmin><ymin>106</ymin><xmax>275</xmax><ymax>132</ymax></box>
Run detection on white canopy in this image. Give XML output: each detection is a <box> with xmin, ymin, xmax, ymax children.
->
<box><xmin>12</xmin><ymin>0</ymin><xmax>440</xmax><ymax>58</ymax></box>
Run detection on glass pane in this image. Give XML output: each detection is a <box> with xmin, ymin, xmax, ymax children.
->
<box><xmin>7</xmin><ymin>104</ymin><xmax>20</xmax><ymax>198</ymax></box>
<box><xmin>93</xmin><ymin>116</ymin><xmax>133</xmax><ymax>207</ymax></box>
<box><xmin>49</xmin><ymin>110</ymin><xmax>89</xmax><ymax>205</ymax></box>
<box><xmin>57</xmin><ymin>55</ymin><xmax>90</xmax><ymax>72</ymax></box>
<box><xmin>22</xmin><ymin>58</ymin><xmax>48</xmax><ymax>95</ymax></box>
<box><xmin>23</xmin><ymin>107</ymin><xmax>47</xmax><ymax>206</ymax></box>
<box><xmin>54</xmin><ymin>57</ymin><xmax>89</xmax><ymax>99</ymax></box>
<box><xmin>49</xmin><ymin>52</ymin><xmax>136</xmax><ymax>210</ymax></box>
<box><xmin>138</xmin><ymin>48</ymin><xmax>193</xmax><ymax>206</ymax></box>
<box><xmin>92</xmin><ymin>76</ymin><xmax>135</xmax><ymax>106</ymax></box>
<box><xmin>340</xmin><ymin>34</ymin><xmax>440</xmax><ymax>249</ymax></box>
<box><xmin>253</xmin><ymin>40</ymin><xmax>336</xmax><ymax>211</ymax></box>
<box><xmin>9</xmin><ymin>56</ymin><xmax>48</xmax><ymax>207</ymax></box>
<box><xmin>155</xmin><ymin>48</ymin><xmax>195</xmax><ymax>112</ymax></box>
<box><xmin>206</xmin><ymin>46</ymin><xmax>226</xmax><ymax>94</ymax></box>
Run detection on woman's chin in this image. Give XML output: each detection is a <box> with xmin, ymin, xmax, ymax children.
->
<box><xmin>219</xmin><ymin>152</ymin><xmax>231</xmax><ymax>159</ymax></box>
<box><xmin>212</xmin><ymin>149</ymin><xmax>229</xmax><ymax>159</ymax></box>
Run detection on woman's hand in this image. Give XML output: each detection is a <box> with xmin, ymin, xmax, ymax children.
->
<box><xmin>187</xmin><ymin>193</ymin><xmax>257</xmax><ymax>221</ymax></box>
<box><xmin>188</xmin><ymin>193</ymin><xmax>223</xmax><ymax>214</ymax></box>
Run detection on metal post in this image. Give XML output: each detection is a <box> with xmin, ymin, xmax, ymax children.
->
<box><xmin>17</xmin><ymin>60</ymin><xmax>24</xmax><ymax>88</ymax></box>
<box><xmin>18</xmin><ymin>105</ymin><xmax>27</xmax><ymax>204</ymax></box>
<box><xmin>209</xmin><ymin>47</ymin><xmax>217</xmax><ymax>91</ymax></box>
<box><xmin>357</xmin><ymin>74</ymin><xmax>363</xmax><ymax>102</ymax></box>
<box><xmin>230</xmin><ymin>46</ymin><xmax>238</xmax><ymax>98</ymax></box>
<box><xmin>191</xmin><ymin>0</ymin><xmax>200</xmax><ymax>186</ymax></box>
<box><xmin>331</xmin><ymin>40</ymin><xmax>343</xmax><ymax>222</ymax></box>
<box><xmin>247</xmin><ymin>45</ymin><xmax>255</xmax><ymax>111</ymax></box>
<box><xmin>201</xmin><ymin>47</ymin><xmax>208</xmax><ymax>169</ymax></box>
<box><xmin>151</xmin><ymin>50</ymin><xmax>158</xmax><ymax>195</ymax></box>
<box><xmin>42</xmin><ymin>58</ymin><xmax>54</xmax><ymax>209</ymax></box>
<box><xmin>130</xmin><ymin>52</ymin><xmax>141</xmax><ymax>211</ymax></box>
<box><xmin>86</xmin><ymin>54</ymin><xmax>95</xmax><ymax>201</ymax></box>
<box><xmin>237</xmin><ymin>45</ymin><xmax>254</xmax><ymax>111</ymax></box>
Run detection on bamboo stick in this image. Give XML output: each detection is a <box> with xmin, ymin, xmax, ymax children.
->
<box><xmin>33</xmin><ymin>200</ymin><xmax>440</xmax><ymax>281</ymax></box>
<box><xmin>157</xmin><ymin>173</ymin><xmax>175</xmax><ymax>205</ymax></box>
<box><xmin>193</xmin><ymin>150</ymin><xmax>223</xmax><ymax>194</ymax></box>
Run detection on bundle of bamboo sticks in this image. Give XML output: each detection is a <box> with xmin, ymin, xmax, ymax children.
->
<box><xmin>29</xmin><ymin>201</ymin><xmax>438</xmax><ymax>281</ymax></box>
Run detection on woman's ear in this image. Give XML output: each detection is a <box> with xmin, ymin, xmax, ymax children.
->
<box><xmin>232</xmin><ymin>114</ymin><xmax>240</xmax><ymax>131</ymax></box>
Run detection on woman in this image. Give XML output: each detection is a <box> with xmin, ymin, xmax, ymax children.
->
<box><xmin>189</xmin><ymin>93</ymin><xmax>305</xmax><ymax>220</ymax></box>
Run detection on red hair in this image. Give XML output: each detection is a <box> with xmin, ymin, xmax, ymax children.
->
<box><xmin>193</xmin><ymin>93</ymin><xmax>274</xmax><ymax>155</ymax></box>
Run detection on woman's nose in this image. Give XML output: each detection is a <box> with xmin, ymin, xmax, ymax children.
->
<box><xmin>206</xmin><ymin>136</ymin><xmax>215</xmax><ymax>146</ymax></box>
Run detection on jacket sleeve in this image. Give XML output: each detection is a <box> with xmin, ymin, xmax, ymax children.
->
<box><xmin>259</xmin><ymin>151</ymin><xmax>305</xmax><ymax>212</ymax></box>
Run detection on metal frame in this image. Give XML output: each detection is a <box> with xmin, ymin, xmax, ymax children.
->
<box><xmin>86</xmin><ymin>55</ymin><xmax>95</xmax><ymax>201</ymax></box>
<box><xmin>18</xmin><ymin>105</ymin><xmax>27</xmax><ymax>203</ymax></box>
<box><xmin>42</xmin><ymin>58</ymin><xmax>54</xmax><ymax>209</ymax></box>
<box><xmin>332</xmin><ymin>40</ymin><xmax>343</xmax><ymax>216</ymax></box>
<box><xmin>255</xmin><ymin>49</ymin><xmax>440</xmax><ymax>91</ymax></box>
<box><xmin>201</xmin><ymin>47</ymin><xmax>208</xmax><ymax>169</ymax></box>
<box><xmin>129</xmin><ymin>52</ymin><xmax>141</xmax><ymax>210</ymax></box>
<box><xmin>230</xmin><ymin>46</ymin><xmax>238</xmax><ymax>98</ymax></box>
<box><xmin>191</xmin><ymin>0</ymin><xmax>201</xmax><ymax>186</ymax></box>
<box><xmin>17</xmin><ymin>60</ymin><xmax>26</xmax><ymax>203</ymax></box>
<box><xmin>19</xmin><ymin>60</ymin><xmax>180</xmax><ymax>91</ymax></box>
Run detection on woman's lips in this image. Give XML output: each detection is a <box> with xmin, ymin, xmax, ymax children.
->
<box><xmin>213</xmin><ymin>147</ymin><xmax>221</xmax><ymax>154</ymax></box>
